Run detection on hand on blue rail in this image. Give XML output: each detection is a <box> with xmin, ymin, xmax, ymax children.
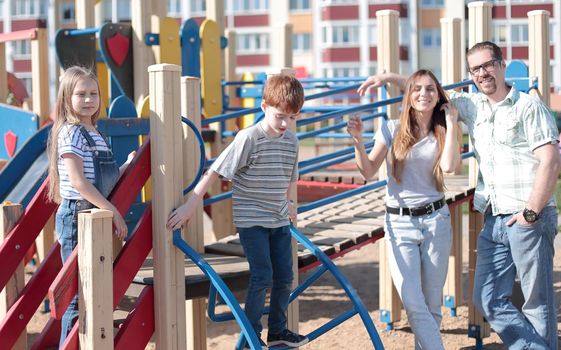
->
<box><xmin>166</xmin><ymin>202</ymin><xmax>196</xmax><ymax>231</ymax></box>
<box><xmin>346</xmin><ymin>115</ymin><xmax>364</xmax><ymax>143</ymax></box>
<box><xmin>441</xmin><ymin>102</ymin><xmax>458</xmax><ymax>126</ymax></box>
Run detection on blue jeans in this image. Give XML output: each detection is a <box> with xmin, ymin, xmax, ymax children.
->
<box><xmin>384</xmin><ymin>205</ymin><xmax>452</xmax><ymax>350</ymax></box>
<box><xmin>56</xmin><ymin>198</ymin><xmax>94</xmax><ymax>347</ymax></box>
<box><xmin>473</xmin><ymin>206</ymin><xmax>557</xmax><ymax>350</ymax></box>
<box><xmin>238</xmin><ymin>225</ymin><xmax>294</xmax><ymax>337</ymax></box>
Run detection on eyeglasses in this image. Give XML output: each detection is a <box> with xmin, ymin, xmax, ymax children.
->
<box><xmin>468</xmin><ymin>59</ymin><xmax>500</xmax><ymax>76</ymax></box>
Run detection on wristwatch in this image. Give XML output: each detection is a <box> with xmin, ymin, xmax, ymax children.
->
<box><xmin>522</xmin><ymin>208</ymin><xmax>539</xmax><ymax>223</ymax></box>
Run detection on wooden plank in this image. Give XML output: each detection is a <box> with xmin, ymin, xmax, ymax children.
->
<box><xmin>157</xmin><ymin>17</ymin><xmax>181</xmax><ymax>65</ymax></box>
<box><xmin>0</xmin><ymin>203</ymin><xmax>26</xmax><ymax>350</ymax></box>
<box><xmin>78</xmin><ymin>209</ymin><xmax>114</xmax><ymax>350</ymax></box>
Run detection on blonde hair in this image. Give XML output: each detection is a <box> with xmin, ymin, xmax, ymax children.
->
<box><xmin>390</xmin><ymin>69</ymin><xmax>449</xmax><ymax>192</ymax></box>
<box><xmin>47</xmin><ymin>66</ymin><xmax>101</xmax><ymax>203</ymax></box>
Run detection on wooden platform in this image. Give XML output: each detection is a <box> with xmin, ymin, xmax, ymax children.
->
<box><xmin>133</xmin><ymin>174</ymin><xmax>474</xmax><ymax>300</ymax></box>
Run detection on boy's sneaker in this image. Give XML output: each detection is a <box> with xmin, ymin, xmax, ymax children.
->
<box><xmin>267</xmin><ymin>329</ymin><xmax>309</xmax><ymax>347</ymax></box>
<box><xmin>243</xmin><ymin>338</ymin><xmax>268</xmax><ymax>349</ymax></box>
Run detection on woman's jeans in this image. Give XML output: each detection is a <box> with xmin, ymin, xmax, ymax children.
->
<box><xmin>238</xmin><ymin>225</ymin><xmax>293</xmax><ymax>337</ymax></box>
<box><xmin>473</xmin><ymin>206</ymin><xmax>558</xmax><ymax>350</ymax></box>
<box><xmin>384</xmin><ymin>205</ymin><xmax>452</xmax><ymax>350</ymax></box>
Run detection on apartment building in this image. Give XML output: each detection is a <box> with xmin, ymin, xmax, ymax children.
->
<box><xmin>1</xmin><ymin>0</ymin><xmax>559</xmax><ymax>98</ymax></box>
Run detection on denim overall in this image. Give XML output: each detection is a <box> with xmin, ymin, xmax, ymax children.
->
<box><xmin>56</xmin><ymin>126</ymin><xmax>119</xmax><ymax>346</ymax></box>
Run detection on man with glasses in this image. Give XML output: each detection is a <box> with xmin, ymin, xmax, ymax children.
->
<box><xmin>357</xmin><ymin>41</ymin><xmax>560</xmax><ymax>349</ymax></box>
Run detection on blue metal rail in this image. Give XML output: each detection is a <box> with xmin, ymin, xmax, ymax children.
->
<box><xmin>172</xmin><ymin>231</ymin><xmax>264</xmax><ymax>350</ymax></box>
<box><xmin>204</xmin><ymin>226</ymin><xmax>385</xmax><ymax>350</ymax></box>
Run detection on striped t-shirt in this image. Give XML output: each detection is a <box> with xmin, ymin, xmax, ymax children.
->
<box><xmin>58</xmin><ymin>123</ymin><xmax>110</xmax><ymax>200</ymax></box>
<box><xmin>210</xmin><ymin>123</ymin><xmax>298</xmax><ymax>228</ymax></box>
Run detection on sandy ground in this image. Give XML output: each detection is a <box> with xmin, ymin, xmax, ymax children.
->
<box><xmin>26</xmin><ymin>217</ymin><xmax>561</xmax><ymax>349</ymax></box>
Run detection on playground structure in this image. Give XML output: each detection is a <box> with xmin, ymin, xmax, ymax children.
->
<box><xmin>0</xmin><ymin>1</ymin><xmax>555</xmax><ymax>350</ymax></box>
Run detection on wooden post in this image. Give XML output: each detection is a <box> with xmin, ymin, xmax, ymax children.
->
<box><xmin>528</xmin><ymin>10</ymin><xmax>551</xmax><ymax>106</ymax></box>
<box><xmin>467</xmin><ymin>2</ymin><xmax>492</xmax><ymax>47</ymax></box>
<box><xmin>467</xmin><ymin>0</ymin><xmax>492</xmax><ymax>341</ymax></box>
<box><xmin>272</xmin><ymin>24</ymin><xmax>293</xmax><ymax>70</ymax></box>
<box><xmin>0</xmin><ymin>43</ymin><xmax>7</xmax><ymax>104</ymax></box>
<box><xmin>149</xmin><ymin>63</ymin><xmax>187</xmax><ymax>350</ymax></box>
<box><xmin>30</xmin><ymin>28</ymin><xmax>50</xmax><ymax>124</ymax></box>
<box><xmin>76</xmin><ymin>0</ymin><xmax>96</xmax><ymax>29</ymax></box>
<box><xmin>375</xmin><ymin>9</ymin><xmax>401</xmax><ymax>328</ymax></box>
<box><xmin>77</xmin><ymin>209</ymin><xmax>114</xmax><ymax>350</ymax></box>
<box><xmin>376</xmin><ymin>10</ymin><xmax>400</xmax><ymax>120</ymax></box>
<box><xmin>31</xmin><ymin>28</ymin><xmax>55</xmax><ymax>266</ymax></box>
<box><xmin>468</xmin><ymin>205</ymin><xmax>488</xmax><ymax>338</ymax></box>
<box><xmin>181</xmin><ymin>76</ymin><xmax>207</xmax><ymax>350</ymax></box>
<box><xmin>0</xmin><ymin>203</ymin><xmax>26</xmax><ymax>350</ymax></box>
<box><xmin>441</xmin><ymin>17</ymin><xmax>463</xmax><ymax>313</ymax></box>
<box><xmin>131</xmin><ymin>0</ymin><xmax>155</xmax><ymax>107</ymax></box>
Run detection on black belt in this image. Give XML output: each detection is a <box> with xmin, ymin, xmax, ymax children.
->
<box><xmin>386</xmin><ymin>198</ymin><xmax>446</xmax><ymax>217</ymax></box>
<box><xmin>66</xmin><ymin>198</ymin><xmax>95</xmax><ymax>211</ymax></box>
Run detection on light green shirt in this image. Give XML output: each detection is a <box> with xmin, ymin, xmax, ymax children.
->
<box><xmin>450</xmin><ymin>86</ymin><xmax>558</xmax><ymax>215</ymax></box>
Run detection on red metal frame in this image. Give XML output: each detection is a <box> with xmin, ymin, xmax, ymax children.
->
<box><xmin>0</xmin><ymin>28</ymin><xmax>39</xmax><ymax>43</ymax></box>
<box><xmin>114</xmin><ymin>286</ymin><xmax>155</xmax><ymax>349</ymax></box>
<box><xmin>30</xmin><ymin>318</ymin><xmax>61</xmax><ymax>350</ymax></box>
<box><xmin>0</xmin><ymin>180</ymin><xmax>58</xmax><ymax>291</ymax></box>
<box><xmin>0</xmin><ymin>243</ymin><xmax>62</xmax><ymax>349</ymax></box>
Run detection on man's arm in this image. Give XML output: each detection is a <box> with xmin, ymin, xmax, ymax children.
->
<box><xmin>507</xmin><ymin>143</ymin><xmax>561</xmax><ymax>225</ymax></box>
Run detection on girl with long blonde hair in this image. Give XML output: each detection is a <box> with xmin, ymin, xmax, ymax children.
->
<box><xmin>47</xmin><ymin>66</ymin><xmax>132</xmax><ymax>346</ymax></box>
<box><xmin>348</xmin><ymin>69</ymin><xmax>460</xmax><ymax>350</ymax></box>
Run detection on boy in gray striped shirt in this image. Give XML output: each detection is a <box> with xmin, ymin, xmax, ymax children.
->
<box><xmin>167</xmin><ymin>75</ymin><xmax>308</xmax><ymax>349</ymax></box>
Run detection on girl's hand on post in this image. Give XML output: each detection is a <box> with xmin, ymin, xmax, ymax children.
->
<box><xmin>112</xmin><ymin>210</ymin><xmax>128</xmax><ymax>240</ymax></box>
<box><xmin>441</xmin><ymin>102</ymin><xmax>458</xmax><ymax>125</ymax></box>
<box><xmin>346</xmin><ymin>115</ymin><xmax>364</xmax><ymax>143</ymax></box>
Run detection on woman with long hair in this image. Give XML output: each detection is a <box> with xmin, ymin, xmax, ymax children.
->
<box><xmin>348</xmin><ymin>69</ymin><xmax>460</xmax><ymax>349</ymax></box>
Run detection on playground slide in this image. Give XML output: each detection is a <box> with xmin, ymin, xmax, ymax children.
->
<box><xmin>0</xmin><ymin>123</ymin><xmax>51</xmax><ymax>207</ymax></box>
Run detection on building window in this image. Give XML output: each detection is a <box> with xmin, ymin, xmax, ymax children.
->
<box><xmin>101</xmin><ymin>0</ymin><xmax>131</xmax><ymax>21</ymax></box>
<box><xmin>493</xmin><ymin>24</ymin><xmax>507</xmax><ymax>45</ymax></box>
<box><xmin>167</xmin><ymin>0</ymin><xmax>181</xmax><ymax>16</ymax></box>
<box><xmin>368</xmin><ymin>24</ymin><xmax>377</xmax><ymax>45</ymax></box>
<box><xmin>233</xmin><ymin>0</ymin><xmax>269</xmax><ymax>12</ymax></box>
<box><xmin>421</xmin><ymin>28</ymin><xmax>441</xmax><ymax>48</ymax></box>
<box><xmin>323</xmin><ymin>67</ymin><xmax>360</xmax><ymax>78</ymax></box>
<box><xmin>293</xmin><ymin>33</ymin><xmax>311</xmax><ymax>53</ymax></box>
<box><xmin>13</xmin><ymin>41</ymin><xmax>31</xmax><ymax>58</ymax></box>
<box><xmin>421</xmin><ymin>0</ymin><xmax>444</xmax><ymax>7</ymax></box>
<box><xmin>290</xmin><ymin>0</ymin><xmax>310</xmax><ymax>11</ymax></box>
<box><xmin>237</xmin><ymin>33</ymin><xmax>270</xmax><ymax>53</ymax></box>
<box><xmin>511</xmin><ymin>24</ymin><xmax>528</xmax><ymax>44</ymax></box>
<box><xmin>190</xmin><ymin>0</ymin><xmax>206</xmax><ymax>14</ymax></box>
<box><xmin>12</xmin><ymin>0</ymin><xmax>45</xmax><ymax>17</ymax></box>
<box><xmin>323</xmin><ymin>25</ymin><xmax>359</xmax><ymax>46</ymax></box>
<box><xmin>61</xmin><ymin>2</ymin><xmax>75</xmax><ymax>23</ymax></box>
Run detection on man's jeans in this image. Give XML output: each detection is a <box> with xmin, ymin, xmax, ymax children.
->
<box><xmin>384</xmin><ymin>205</ymin><xmax>452</xmax><ymax>350</ymax></box>
<box><xmin>238</xmin><ymin>225</ymin><xmax>293</xmax><ymax>337</ymax></box>
<box><xmin>473</xmin><ymin>206</ymin><xmax>558</xmax><ymax>350</ymax></box>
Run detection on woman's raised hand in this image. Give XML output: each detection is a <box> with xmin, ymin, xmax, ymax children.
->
<box><xmin>357</xmin><ymin>74</ymin><xmax>387</xmax><ymax>96</ymax></box>
<box><xmin>347</xmin><ymin>115</ymin><xmax>364</xmax><ymax>142</ymax></box>
<box><xmin>441</xmin><ymin>102</ymin><xmax>458</xmax><ymax>125</ymax></box>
